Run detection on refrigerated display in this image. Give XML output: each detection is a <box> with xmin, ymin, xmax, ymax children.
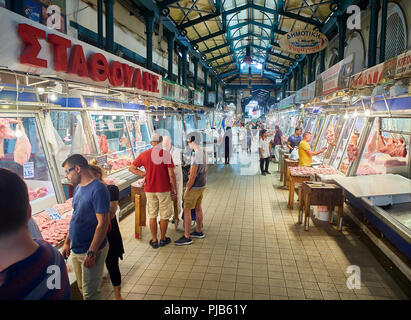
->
<box><xmin>329</xmin><ymin>117</ymin><xmax>356</xmax><ymax>170</ymax></box>
<box><xmin>0</xmin><ymin>115</ymin><xmax>60</xmax><ymax>214</ymax></box>
<box><xmin>355</xmin><ymin>118</ymin><xmax>410</xmax><ymax>178</ymax></box>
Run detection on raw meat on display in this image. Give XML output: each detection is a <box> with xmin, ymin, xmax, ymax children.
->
<box><xmin>13</xmin><ymin>125</ymin><xmax>32</xmax><ymax>166</ymax></box>
<box><xmin>38</xmin><ymin>216</ymin><xmax>72</xmax><ymax>246</ymax></box>
<box><xmin>289</xmin><ymin>166</ymin><xmax>316</xmax><ymax>176</ymax></box>
<box><xmin>28</xmin><ymin>187</ymin><xmax>49</xmax><ymax>201</ymax></box>
<box><xmin>108</xmin><ymin>158</ymin><xmax>132</xmax><ymax>171</ymax></box>
<box><xmin>53</xmin><ymin>202</ymin><xmax>73</xmax><ymax>215</ymax></box>
<box><xmin>0</xmin><ymin>119</ymin><xmax>18</xmax><ymax>157</ymax></box>
<box><xmin>33</xmin><ymin>211</ymin><xmax>51</xmax><ymax>226</ymax></box>
<box><xmin>384</xmin><ymin>158</ymin><xmax>407</xmax><ymax>168</ymax></box>
<box><xmin>98</xmin><ymin>134</ymin><xmax>108</xmax><ymax>154</ymax></box>
<box><xmin>325</xmin><ymin>124</ymin><xmax>336</xmax><ymax>145</ymax></box>
<box><xmin>357</xmin><ymin>164</ymin><xmax>377</xmax><ymax>176</ymax></box>
<box><xmin>347</xmin><ymin>143</ymin><xmax>359</xmax><ymax>162</ymax></box>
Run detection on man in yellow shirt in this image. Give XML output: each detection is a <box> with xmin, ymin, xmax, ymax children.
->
<box><xmin>298</xmin><ymin>132</ymin><xmax>327</xmax><ymax>167</ymax></box>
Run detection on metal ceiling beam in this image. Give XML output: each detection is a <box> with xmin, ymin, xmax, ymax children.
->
<box><xmin>264</xmin><ymin>68</ymin><xmax>283</xmax><ymax>77</ymax></box>
<box><xmin>278</xmin><ymin>9</ymin><xmax>323</xmax><ymax>27</ymax></box>
<box><xmin>191</xmin><ymin>29</ymin><xmax>226</xmax><ymax>44</ymax></box>
<box><xmin>209</xmin><ymin>52</ymin><xmax>233</xmax><ymax>62</ymax></box>
<box><xmin>270</xmin><ymin>52</ymin><xmax>295</xmax><ymax>61</ymax></box>
<box><xmin>202</xmin><ymin>43</ymin><xmax>230</xmax><ymax>54</ymax></box>
<box><xmin>223</xmin><ymin>3</ymin><xmax>277</xmax><ymax>17</ymax></box>
<box><xmin>178</xmin><ymin>0</ymin><xmax>222</xmax><ymax>29</ymax></box>
<box><xmin>234</xmin><ymin>44</ymin><xmax>267</xmax><ymax>52</ymax></box>
<box><xmin>221</xmin><ymin>69</ymin><xmax>239</xmax><ymax>78</ymax></box>
<box><xmin>267</xmin><ymin>61</ymin><xmax>289</xmax><ymax>69</ymax></box>
<box><xmin>224</xmin><ymin>84</ymin><xmax>277</xmax><ymax>89</ymax></box>
<box><xmin>231</xmin><ymin>32</ymin><xmax>270</xmax><ymax>42</ymax></box>
<box><xmin>215</xmin><ymin>61</ymin><xmax>236</xmax><ymax>69</ymax></box>
<box><xmin>228</xmin><ymin>21</ymin><xmax>272</xmax><ymax>32</ymax></box>
<box><xmin>157</xmin><ymin>0</ymin><xmax>181</xmax><ymax>9</ymax></box>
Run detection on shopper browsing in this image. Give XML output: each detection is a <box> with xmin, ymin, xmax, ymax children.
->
<box><xmin>298</xmin><ymin>132</ymin><xmax>327</xmax><ymax>167</ymax></box>
<box><xmin>0</xmin><ymin>168</ymin><xmax>71</xmax><ymax>300</ymax></box>
<box><xmin>287</xmin><ymin>127</ymin><xmax>303</xmax><ymax>153</ymax></box>
<box><xmin>89</xmin><ymin>160</ymin><xmax>125</xmax><ymax>301</ymax></box>
<box><xmin>129</xmin><ymin>134</ymin><xmax>177</xmax><ymax>249</ymax></box>
<box><xmin>162</xmin><ymin>136</ymin><xmax>183</xmax><ymax>224</ymax></box>
<box><xmin>259</xmin><ymin>129</ymin><xmax>274</xmax><ymax>175</ymax></box>
<box><xmin>272</xmin><ymin>125</ymin><xmax>283</xmax><ymax>163</ymax></box>
<box><xmin>175</xmin><ymin>132</ymin><xmax>208</xmax><ymax>246</ymax></box>
<box><xmin>61</xmin><ymin>154</ymin><xmax>110</xmax><ymax>300</ymax></box>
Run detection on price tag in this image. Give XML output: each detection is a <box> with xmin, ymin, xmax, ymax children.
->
<box><xmin>45</xmin><ymin>208</ymin><xmax>61</xmax><ymax>220</ymax></box>
<box><xmin>23</xmin><ymin>162</ymin><xmax>35</xmax><ymax>179</ymax></box>
<box><xmin>97</xmin><ymin>155</ymin><xmax>107</xmax><ymax>166</ymax></box>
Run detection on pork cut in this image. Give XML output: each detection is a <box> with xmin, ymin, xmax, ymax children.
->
<box><xmin>0</xmin><ymin>118</ymin><xmax>18</xmax><ymax>158</ymax></box>
<box><xmin>98</xmin><ymin>134</ymin><xmax>108</xmax><ymax>154</ymax></box>
<box><xmin>325</xmin><ymin>124</ymin><xmax>336</xmax><ymax>145</ymax></box>
<box><xmin>13</xmin><ymin>124</ymin><xmax>31</xmax><ymax>166</ymax></box>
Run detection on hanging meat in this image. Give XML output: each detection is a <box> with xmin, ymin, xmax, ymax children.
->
<box><xmin>13</xmin><ymin>123</ymin><xmax>32</xmax><ymax>166</ymax></box>
<box><xmin>98</xmin><ymin>134</ymin><xmax>108</xmax><ymax>154</ymax></box>
<box><xmin>325</xmin><ymin>123</ymin><xmax>336</xmax><ymax>145</ymax></box>
<box><xmin>347</xmin><ymin>143</ymin><xmax>359</xmax><ymax>162</ymax></box>
<box><xmin>0</xmin><ymin>118</ymin><xmax>18</xmax><ymax>158</ymax></box>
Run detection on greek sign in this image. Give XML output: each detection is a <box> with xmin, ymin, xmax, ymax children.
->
<box><xmin>279</xmin><ymin>30</ymin><xmax>328</xmax><ymax>55</ymax></box>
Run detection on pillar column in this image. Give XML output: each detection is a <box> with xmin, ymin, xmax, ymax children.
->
<box><xmin>97</xmin><ymin>0</ymin><xmax>103</xmax><ymax>48</ymax></box>
<box><xmin>320</xmin><ymin>49</ymin><xmax>326</xmax><ymax>73</ymax></box>
<box><xmin>337</xmin><ymin>14</ymin><xmax>347</xmax><ymax>62</ymax></box>
<box><xmin>307</xmin><ymin>54</ymin><xmax>313</xmax><ymax>84</ymax></box>
<box><xmin>204</xmin><ymin>68</ymin><xmax>209</xmax><ymax>105</ymax></box>
<box><xmin>193</xmin><ymin>57</ymin><xmax>199</xmax><ymax>89</ymax></box>
<box><xmin>215</xmin><ymin>82</ymin><xmax>219</xmax><ymax>107</ymax></box>
<box><xmin>104</xmin><ymin>0</ymin><xmax>115</xmax><ymax>53</ymax></box>
<box><xmin>167</xmin><ymin>34</ymin><xmax>175</xmax><ymax>80</ymax></box>
<box><xmin>145</xmin><ymin>14</ymin><xmax>155</xmax><ymax>70</ymax></box>
<box><xmin>368</xmin><ymin>0</ymin><xmax>381</xmax><ymax>68</ymax></box>
<box><xmin>293</xmin><ymin>69</ymin><xmax>298</xmax><ymax>92</ymax></box>
<box><xmin>298</xmin><ymin>63</ymin><xmax>304</xmax><ymax>90</ymax></box>
<box><xmin>177</xmin><ymin>52</ymin><xmax>181</xmax><ymax>84</ymax></box>
<box><xmin>182</xmin><ymin>46</ymin><xmax>187</xmax><ymax>86</ymax></box>
<box><xmin>282</xmin><ymin>80</ymin><xmax>286</xmax><ymax>99</ymax></box>
<box><xmin>380</xmin><ymin>0</ymin><xmax>388</xmax><ymax>63</ymax></box>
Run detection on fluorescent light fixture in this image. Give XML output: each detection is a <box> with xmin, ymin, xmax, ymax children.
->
<box><xmin>92</xmin><ymin>101</ymin><xmax>99</xmax><ymax>108</ymax></box>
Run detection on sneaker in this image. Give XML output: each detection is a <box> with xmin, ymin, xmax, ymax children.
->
<box><xmin>265</xmin><ymin>171</ymin><xmax>271</xmax><ymax>174</ymax></box>
<box><xmin>261</xmin><ymin>172</ymin><xmax>266</xmax><ymax>176</ymax></box>
<box><xmin>174</xmin><ymin>236</ymin><xmax>192</xmax><ymax>246</ymax></box>
<box><xmin>190</xmin><ymin>231</ymin><xmax>205</xmax><ymax>239</ymax></box>
<box><xmin>149</xmin><ymin>240</ymin><xmax>159</xmax><ymax>249</ymax></box>
<box><xmin>159</xmin><ymin>237</ymin><xmax>171</xmax><ymax>247</ymax></box>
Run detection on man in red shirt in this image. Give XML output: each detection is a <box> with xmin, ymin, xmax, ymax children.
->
<box><xmin>129</xmin><ymin>134</ymin><xmax>177</xmax><ymax>249</ymax></box>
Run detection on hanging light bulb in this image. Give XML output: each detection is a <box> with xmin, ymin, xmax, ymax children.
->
<box><xmin>352</xmin><ymin>110</ymin><xmax>359</xmax><ymax>118</ymax></box>
<box><xmin>163</xmin><ymin>111</ymin><xmax>166</xmax><ymax>119</ymax></box>
<box><xmin>92</xmin><ymin>100</ymin><xmax>99</xmax><ymax>108</ymax></box>
<box><xmin>155</xmin><ymin>115</ymin><xmax>159</xmax><ymax>121</ymax></box>
<box><xmin>364</xmin><ymin>109</ymin><xmax>371</xmax><ymax>116</ymax></box>
<box><xmin>137</xmin><ymin>95</ymin><xmax>143</xmax><ymax>104</ymax></box>
<box><xmin>37</xmin><ymin>87</ymin><xmax>45</xmax><ymax>94</ymax></box>
<box><xmin>49</xmin><ymin>93</ymin><xmax>57</xmax><ymax>101</ymax></box>
<box><xmin>112</xmin><ymin>115</ymin><xmax>116</xmax><ymax>120</ymax></box>
<box><xmin>344</xmin><ymin>113</ymin><xmax>349</xmax><ymax>119</ymax></box>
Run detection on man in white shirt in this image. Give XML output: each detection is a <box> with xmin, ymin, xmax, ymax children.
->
<box><xmin>259</xmin><ymin>129</ymin><xmax>274</xmax><ymax>176</ymax></box>
<box><xmin>162</xmin><ymin>136</ymin><xmax>183</xmax><ymax>223</ymax></box>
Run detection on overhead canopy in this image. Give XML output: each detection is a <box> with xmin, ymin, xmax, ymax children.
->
<box><xmin>159</xmin><ymin>0</ymin><xmax>334</xmax><ymax>85</ymax></box>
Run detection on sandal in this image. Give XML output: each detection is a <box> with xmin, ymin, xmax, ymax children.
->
<box><xmin>149</xmin><ymin>240</ymin><xmax>159</xmax><ymax>249</ymax></box>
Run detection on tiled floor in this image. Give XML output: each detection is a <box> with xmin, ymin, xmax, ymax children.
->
<box><xmin>101</xmin><ymin>152</ymin><xmax>408</xmax><ymax>300</ymax></box>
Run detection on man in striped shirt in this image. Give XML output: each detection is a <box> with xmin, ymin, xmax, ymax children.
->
<box><xmin>0</xmin><ymin>169</ymin><xmax>71</xmax><ymax>300</ymax></box>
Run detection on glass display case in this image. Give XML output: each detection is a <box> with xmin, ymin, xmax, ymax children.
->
<box><xmin>311</xmin><ymin>114</ymin><xmax>325</xmax><ymax>149</ymax></box>
<box><xmin>0</xmin><ymin>114</ymin><xmax>58</xmax><ymax>214</ymax></box>
<box><xmin>338</xmin><ymin>117</ymin><xmax>367</xmax><ymax>175</ymax></box>
<box><xmin>48</xmin><ymin>110</ymin><xmax>92</xmax><ymax>178</ymax></box>
<box><xmin>314</xmin><ymin>114</ymin><xmax>342</xmax><ymax>162</ymax></box>
<box><xmin>124</xmin><ymin>113</ymin><xmax>150</xmax><ymax>158</ymax></box>
<box><xmin>89</xmin><ymin>113</ymin><xmax>134</xmax><ymax>174</ymax></box>
<box><xmin>184</xmin><ymin>114</ymin><xmax>196</xmax><ymax>133</ymax></box>
<box><xmin>329</xmin><ymin>117</ymin><xmax>356</xmax><ymax>170</ymax></box>
<box><xmin>356</xmin><ymin>118</ymin><xmax>410</xmax><ymax>178</ymax></box>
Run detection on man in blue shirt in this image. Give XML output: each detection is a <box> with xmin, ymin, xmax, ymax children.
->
<box><xmin>287</xmin><ymin>127</ymin><xmax>303</xmax><ymax>153</ymax></box>
<box><xmin>61</xmin><ymin>154</ymin><xmax>110</xmax><ymax>300</ymax></box>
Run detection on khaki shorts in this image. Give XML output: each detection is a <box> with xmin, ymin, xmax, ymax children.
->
<box><xmin>146</xmin><ymin>192</ymin><xmax>173</xmax><ymax>220</ymax></box>
<box><xmin>183</xmin><ymin>188</ymin><xmax>205</xmax><ymax>210</ymax></box>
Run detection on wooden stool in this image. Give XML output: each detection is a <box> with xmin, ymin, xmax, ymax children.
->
<box><xmin>298</xmin><ymin>181</ymin><xmax>344</xmax><ymax>232</ymax></box>
<box><xmin>288</xmin><ymin>173</ymin><xmax>312</xmax><ymax>209</ymax></box>
<box><xmin>284</xmin><ymin>159</ymin><xmax>299</xmax><ymax>188</ymax></box>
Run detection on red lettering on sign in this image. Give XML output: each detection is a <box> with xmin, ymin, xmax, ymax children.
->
<box><xmin>108</xmin><ymin>61</ymin><xmax>124</xmax><ymax>87</ymax></box>
<box><xmin>68</xmin><ymin>45</ymin><xmax>89</xmax><ymax>77</ymax></box>
<box><xmin>122</xmin><ymin>64</ymin><xmax>135</xmax><ymax>87</ymax></box>
<box><xmin>47</xmin><ymin>34</ymin><xmax>71</xmax><ymax>72</ymax></box>
<box><xmin>143</xmin><ymin>72</ymin><xmax>152</xmax><ymax>91</ymax></box>
<box><xmin>18</xmin><ymin>24</ymin><xmax>47</xmax><ymax>68</ymax></box>
<box><xmin>87</xmin><ymin>53</ymin><xmax>108</xmax><ymax>81</ymax></box>
<box><xmin>132</xmin><ymin>68</ymin><xmax>143</xmax><ymax>90</ymax></box>
<box><xmin>151</xmin><ymin>74</ymin><xmax>159</xmax><ymax>93</ymax></box>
